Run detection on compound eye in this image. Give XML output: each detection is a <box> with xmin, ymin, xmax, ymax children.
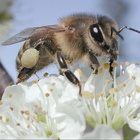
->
<box><xmin>89</xmin><ymin>24</ymin><xmax>103</xmax><ymax>43</ymax></box>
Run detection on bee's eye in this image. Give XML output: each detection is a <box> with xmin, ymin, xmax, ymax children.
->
<box><xmin>89</xmin><ymin>24</ymin><xmax>103</xmax><ymax>43</ymax></box>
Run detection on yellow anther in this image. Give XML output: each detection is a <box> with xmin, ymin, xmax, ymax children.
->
<box><xmin>81</xmin><ymin>80</ymin><xmax>86</xmax><ymax>83</ymax></box>
<box><xmin>27</xmin><ymin>116</ymin><xmax>30</xmax><ymax>120</ymax></box>
<box><xmin>0</xmin><ymin>100</ymin><xmax>3</xmax><ymax>105</ymax></box>
<box><xmin>136</xmin><ymin>85</ymin><xmax>140</xmax><ymax>93</ymax></box>
<box><xmin>34</xmin><ymin>105</ymin><xmax>38</xmax><ymax>108</ymax></box>
<box><xmin>109</xmin><ymin>88</ymin><xmax>115</xmax><ymax>94</ymax></box>
<box><xmin>44</xmin><ymin>73</ymin><xmax>48</xmax><ymax>77</ymax></box>
<box><xmin>38</xmin><ymin>107</ymin><xmax>42</xmax><ymax>111</ymax></box>
<box><xmin>104</xmin><ymin>63</ymin><xmax>109</xmax><ymax>69</ymax></box>
<box><xmin>83</xmin><ymin>91</ymin><xmax>91</xmax><ymax>97</ymax></box>
<box><xmin>52</xmin><ymin>83</ymin><xmax>55</xmax><ymax>86</ymax></box>
<box><xmin>111</xmin><ymin>63</ymin><xmax>118</xmax><ymax>67</ymax></box>
<box><xmin>9</xmin><ymin>93</ymin><xmax>12</xmax><ymax>98</ymax></box>
<box><xmin>45</xmin><ymin>93</ymin><xmax>50</xmax><ymax>97</ymax></box>
<box><xmin>25</xmin><ymin>111</ymin><xmax>30</xmax><ymax>115</ymax></box>
<box><xmin>27</xmin><ymin>124</ymin><xmax>30</xmax><ymax>128</ymax></box>
<box><xmin>99</xmin><ymin>93</ymin><xmax>104</xmax><ymax>97</ymax></box>
<box><xmin>20</xmin><ymin>110</ymin><xmax>24</xmax><ymax>114</ymax></box>
<box><xmin>114</xmin><ymin>88</ymin><xmax>118</xmax><ymax>92</ymax></box>
<box><xmin>135</xmin><ymin>62</ymin><xmax>139</xmax><ymax>65</ymax></box>
<box><xmin>125</xmin><ymin>61</ymin><xmax>130</xmax><ymax>66</ymax></box>
<box><xmin>105</xmin><ymin>79</ymin><xmax>110</xmax><ymax>84</ymax></box>
<box><xmin>0</xmin><ymin>116</ymin><xmax>2</xmax><ymax>120</ymax></box>
<box><xmin>123</xmin><ymin>83</ymin><xmax>126</xmax><ymax>87</ymax></box>
<box><xmin>33</xmin><ymin>80</ymin><xmax>38</xmax><ymax>83</ymax></box>
<box><xmin>50</xmin><ymin>89</ymin><xmax>53</xmax><ymax>92</ymax></box>
<box><xmin>98</xmin><ymin>68</ymin><xmax>103</xmax><ymax>74</ymax></box>
<box><xmin>10</xmin><ymin>107</ymin><xmax>13</xmax><ymax>111</ymax></box>
<box><xmin>132</xmin><ymin>76</ymin><xmax>136</xmax><ymax>80</ymax></box>
<box><xmin>120</xmin><ymin>62</ymin><xmax>123</xmax><ymax>66</ymax></box>
<box><xmin>43</xmin><ymin>111</ymin><xmax>47</xmax><ymax>115</ymax></box>
<box><xmin>127</xmin><ymin>94</ymin><xmax>131</xmax><ymax>98</ymax></box>
<box><xmin>6</xmin><ymin>118</ymin><xmax>10</xmax><ymax>122</ymax></box>
<box><xmin>111</xmin><ymin>100</ymin><xmax>117</xmax><ymax>107</ymax></box>
<box><xmin>77</xmin><ymin>69</ymin><xmax>82</xmax><ymax>76</ymax></box>
<box><xmin>95</xmin><ymin>94</ymin><xmax>99</xmax><ymax>97</ymax></box>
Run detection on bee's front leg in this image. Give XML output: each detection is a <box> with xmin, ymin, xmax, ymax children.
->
<box><xmin>88</xmin><ymin>49</ymin><xmax>99</xmax><ymax>74</ymax></box>
<box><xmin>57</xmin><ymin>52</ymin><xmax>82</xmax><ymax>96</ymax></box>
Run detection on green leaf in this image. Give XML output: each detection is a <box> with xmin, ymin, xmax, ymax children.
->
<box><xmin>123</xmin><ymin>123</ymin><xmax>139</xmax><ymax>140</ymax></box>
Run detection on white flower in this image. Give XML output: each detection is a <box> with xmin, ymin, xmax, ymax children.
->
<box><xmin>1</xmin><ymin>57</ymin><xmax>140</xmax><ymax>139</ymax></box>
<box><xmin>82</xmin><ymin>59</ymin><xmax>140</xmax><ymax>131</ymax></box>
<box><xmin>0</xmin><ymin>73</ymin><xmax>86</xmax><ymax>139</ymax></box>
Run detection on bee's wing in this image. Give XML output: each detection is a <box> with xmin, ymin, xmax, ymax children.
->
<box><xmin>2</xmin><ymin>25</ymin><xmax>66</xmax><ymax>45</ymax></box>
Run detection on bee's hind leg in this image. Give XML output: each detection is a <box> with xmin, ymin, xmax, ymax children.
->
<box><xmin>57</xmin><ymin>52</ymin><xmax>82</xmax><ymax>96</ymax></box>
<box><xmin>16</xmin><ymin>66</ymin><xmax>36</xmax><ymax>84</ymax></box>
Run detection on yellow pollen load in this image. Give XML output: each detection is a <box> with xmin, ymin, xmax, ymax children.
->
<box><xmin>105</xmin><ymin>79</ymin><xmax>110</xmax><ymax>84</ymax></box>
<box><xmin>104</xmin><ymin>63</ymin><xmax>109</xmax><ymax>69</ymax></box>
<box><xmin>111</xmin><ymin>63</ymin><xmax>118</xmax><ymax>67</ymax></box>
<box><xmin>6</xmin><ymin>118</ymin><xmax>10</xmax><ymax>122</ymax></box>
<box><xmin>111</xmin><ymin>100</ymin><xmax>117</xmax><ymax>107</ymax></box>
<box><xmin>9</xmin><ymin>93</ymin><xmax>12</xmax><ymax>98</ymax></box>
<box><xmin>0</xmin><ymin>100</ymin><xmax>3</xmax><ymax>105</ymax></box>
<box><xmin>33</xmin><ymin>80</ymin><xmax>38</xmax><ymax>83</ymax></box>
<box><xmin>0</xmin><ymin>116</ymin><xmax>2</xmax><ymax>120</ymax></box>
<box><xmin>45</xmin><ymin>93</ymin><xmax>50</xmax><ymax>97</ymax></box>
<box><xmin>125</xmin><ymin>61</ymin><xmax>130</xmax><ymax>66</ymax></box>
<box><xmin>21</xmin><ymin>48</ymin><xmax>39</xmax><ymax>68</ymax></box>
<box><xmin>98</xmin><ymin>68</ymin><xmax>103</xmax><ymax>74</ymax></box>
<box><xmin>132</xmin><ymin>76</ymin><xmax>136</xmax><ymax>80</ymax></box>
<box><xmin>77</xmin><ymin>69</ymin><xmax>82</xmax><ymax>76</ymax></box>
<box><xmin>136</xmin><ymin>85</ymin><xmax>140</xmax><ymax>93</ymax></box>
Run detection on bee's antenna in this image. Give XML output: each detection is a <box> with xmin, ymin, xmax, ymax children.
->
<box><xmin>118</xmin><ymin>26</ymin><xmax>140</xmax><ymax>34</ymax></box>
<box><xmin>111</xmin><ymin>26</ymin><xmax>124</xmax><ymax>40</ymax></box>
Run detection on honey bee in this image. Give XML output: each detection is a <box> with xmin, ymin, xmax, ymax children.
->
<box><xmin>2</xmin><ymin>14</ymin><xmax>140</xmax><ymax>96</ymax></box>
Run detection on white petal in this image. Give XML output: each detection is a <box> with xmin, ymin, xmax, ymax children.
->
<box><xmin>126</xmin><ymin>114</ymin><xmax>140</xmax><ymax>132</ymax></box>
<box><xmin>53</xmin><ymin>103</ymin><xmax>86</xmax><ymax>139</ymax></box>
<box><xmin>82</xmin><ymin>125</ymin><xmax>121</xmax><ymax>139</ymax></box>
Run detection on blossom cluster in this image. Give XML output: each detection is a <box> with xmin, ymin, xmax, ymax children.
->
<box><xmin>0</xmin><ymin>58</ymin><xmax>140</xmax><ymax>139</ymax></box>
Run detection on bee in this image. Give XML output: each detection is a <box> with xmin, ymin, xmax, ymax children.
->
<box><xmin>2</xmin><ymin>14</ymin><xmax>140</xmax><ymax>96</ymax></box>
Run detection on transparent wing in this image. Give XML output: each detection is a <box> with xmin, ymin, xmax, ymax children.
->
<box><xmin>2</xmin><ymin>25</ymin><xmax>66</xmax><ymax>45</ymax></box>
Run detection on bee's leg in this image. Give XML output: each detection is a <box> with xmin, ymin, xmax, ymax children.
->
<box><xmin>57</xmin><ymin>52</ymin><xmax>82</xmax><ymax>96</ymax></box>
<box><xmin>88</xmin><ymin>49</ymin><xmax>99</xmax><ymax>74</ymax></box>
<box><xmin>109</xmin><ymin>59</ymin><xmax>114</xmax><ymax>79</ymax></box>
<box><xmin>16</xmin><ymin>66</ymin><xmax>36</xmax><ymax>84</ymax></box>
